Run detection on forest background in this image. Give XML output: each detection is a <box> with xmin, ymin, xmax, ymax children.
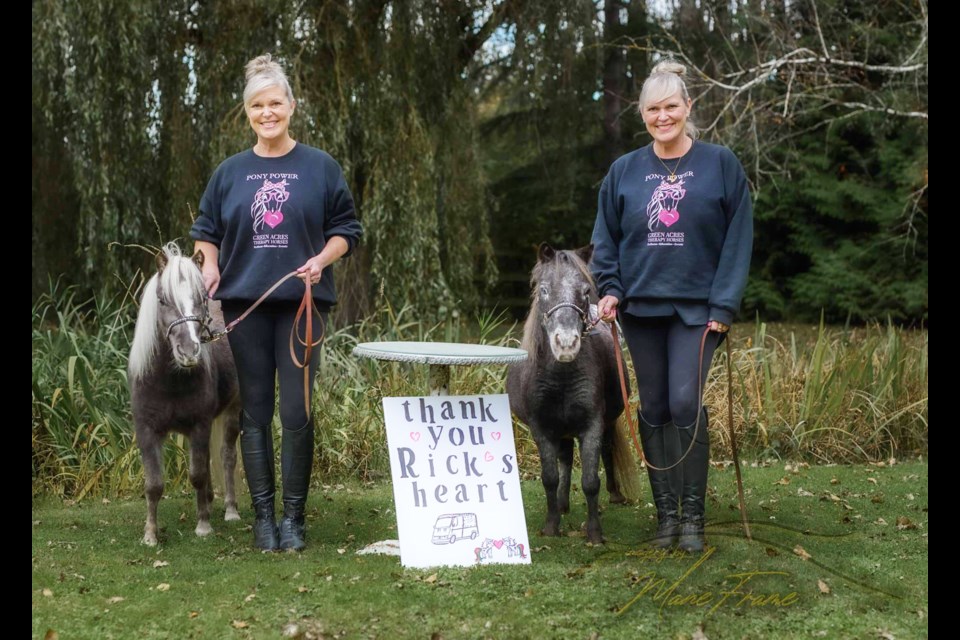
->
<box><xmin>32</xmin><ymin>0</ymin><xmax>928</xmax><ymax>327</ymax></box>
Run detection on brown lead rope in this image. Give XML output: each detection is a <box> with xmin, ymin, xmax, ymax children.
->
<box><xmin>204</xmin><ymin>271</ymin><xmax>325</xmax><ymax>419</ymax></box>
<box><xmin>726</xmin><ymin>336</ymin><xmax>752</xmax><ymax>540</ymax></box>
<box><xmin>611</xmin><ymin>318</ymin><xmax>751</xmax><ymax>540</ymax></box>
<box><xmin>289</xmin><ymin>277</ymin><xmax>326</xmax><ymax>419</ymax></box>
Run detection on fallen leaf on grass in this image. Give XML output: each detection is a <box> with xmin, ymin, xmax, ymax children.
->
<box><xmin>793</xmin><ymin>545</ymin><xmax>812</xmax><ymax>561</ymax></box>
<box><xmin>774</xmin><ymin>477</ymin><xmax>791</xmax><ymax>485</ymax></box>
<box><xmin>424</xmin><ymin>573</ymin><xmax>438</xmax><ymax>584</ymax></box>
<box><xmin>107</xmin><ymin>596</ymin><xmax>125</xmax><ymax>604</ymax></box>
<box><xmin>42</xmin><ymin>588</ymin><xmax>53</xmax><ymax>597</ymax></box>
<box><xmin>297</xmin><ymin>586</ymin><xmax>311</xmax><ymax>593</ymax></box>
<box><xmin>156</xmin><ymin>583</ymin><xmax>170</xmax><ymax>592</ymax></box>
<box><xmin>153</xmin><ymin>560</ymin><xmax>169</xmax><ymax>568</ymax></box>
<box><xmin>189</xmin><ymin>612</ymin><xmax>199</xmax><ymax>619</ymax></box>
<box><xmin>874</xmin><ymin>518</ymin><xmax>888</xmax><ymax>526</ymax></box>
<box><xmin>692</xmin><ymin>624</ymin><xmax>709</xmax><ymax>640</ymax></box>
<box><xmin>232</xmin><ymin>620</ymin><xmax>248</xmax><ymax>629</ymax></box>
<box><xmin>44</xmin><ymin>631</ymin><xmax>58</xmax><ymax>640</ymax></box>
<box><xmin>244</xmin><ymin>593</ymin><xmax>256</xmax><ymax>603</ymax></box>
<box><xmin>867</xmin><ymin>477</ymin><xmax>878</xmax><ymax>485</ymax></box>
<box><xmin>817</xmin><ymin>580</ymin><xmax>830</xmax><ymax>594</ymax></box>
<box><xmin>896</xmin><ymin>516</ymin><xmax>918</xmax><ymax>530</ymax></box>
<box><xmin>765</xmin><ymin>547</ymin><xmax>779</xmax><ymax>557</ymax></box>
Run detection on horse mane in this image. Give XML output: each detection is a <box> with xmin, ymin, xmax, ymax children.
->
<box><xmin>520</xmin><ymin>248</ymin><xmax>596</xmax><ymax>371</ymax></box>
<box><xmin>128</xmin><ymin>242</ymin><xmax>209</xmax><ymax>381</ymax></box>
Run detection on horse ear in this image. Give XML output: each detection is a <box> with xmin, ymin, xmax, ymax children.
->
<box><xmin>538</xmin><ymin>242</ymin><xmax>556</xmax><ymax>263</ymax></box>
<box><xmin>156</xmin><ymin>251</ymin><xmax>168</xmax><ymax>274</ymax></box>
<box><xmin>191</xmin><ymin>250</ymin><xmax>204</xmax><ymax>269</ymax></box>
<box><xmin>575</xmin><ymin>243</ymin><xmax>594</xmax><ymax>265</ymax></box>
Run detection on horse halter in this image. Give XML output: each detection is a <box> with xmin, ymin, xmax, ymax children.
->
<box><xmin>541</xmin><ymin>301</ymin><xmax>601</xmax><ymax>338</ymax></box>
<box><xmin>159</xmin><ymin>295</ymin><xmax>214</xmax><ymax>341</ymax></box>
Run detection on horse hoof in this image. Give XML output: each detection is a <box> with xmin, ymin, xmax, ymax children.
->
<box><xmin>608</xmin><ymin>493</ymin><xmax>628</xmax><ymax>505</ymax></box>
<box><xmin>586</xmin><ymin>530</ymin><xmax>605</xmax><ymax>544</ymax></box>
<box><xmin>142</xmin><ymin>534</ymin><xmax>158</xmax><ymax>546</ymax></box>
<box><xmin>224</xmin><ymin>507</ymin><xmax>241</xmax><ymax>522</ymax></box>
<box><xmin>540</xmin><ymin>525</ymin><xmax>561</xmax><ymax>537</ymax></box>
<box><xmin>195</xmin><ymin>522</ymin><xmax>213</xmax><ymax>537</ymax></box>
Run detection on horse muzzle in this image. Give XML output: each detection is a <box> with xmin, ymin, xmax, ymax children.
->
<box><xmin>174</xmin><ymin>342</ymin><xmax>203</xmax><ymax>368</ymax></box>
<box><xmin>550</xmin><ymin>330</ymin><xmax>581</xmax><ymax>362</ymax></box>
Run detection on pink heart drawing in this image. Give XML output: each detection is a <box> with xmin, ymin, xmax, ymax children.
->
<box><xmin>658</xmin><ymin>209</ymin><xmax>679</xmax><ymax>227</ymax></box>
<box><xmin>264</xmin><ymin>210</ymin><xmax>284</xmax><ymax>229</ymax></box>
<box><xmin>491</xmin><ymin>432</ymin><xmax>501</xmax><ymax>441</ymax></box>
<box><xmin>484</xmin><ymin>451</ymin><xmax>494</xmax><ymax>462</ymax></box>
<box><xmin>492</xmin><ymin>539</ymin><xmax>504</xmax><ymax>549</ymax></box>
<box><xmin>409</xmin><ymin>432</ymin><xmax>421</xmax><ymax>442</ymax></box>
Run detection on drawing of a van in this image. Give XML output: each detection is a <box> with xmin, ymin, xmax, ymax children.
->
<box><xmin>431</xmin><ymin>513</ymin><xmax>479</xmax><ymax>544</ymax></box>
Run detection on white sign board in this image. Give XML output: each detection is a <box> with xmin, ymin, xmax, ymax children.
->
<box><xmin>382</xmin><ymin>394</ymin><xmax>532</xmax><ymax>568</ymax></box>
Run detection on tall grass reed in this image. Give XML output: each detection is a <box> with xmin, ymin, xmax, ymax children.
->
<box><xmin>33</xmin><ymin>282</ymin><xmax>927</xmax><ymax>499</ymax></box>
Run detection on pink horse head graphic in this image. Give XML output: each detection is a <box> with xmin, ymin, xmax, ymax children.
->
<box><xmin>646</xmin><ymin>178</ymin><xmax>686</xmax><ymax>231</ymax></box>
<box><xmin>251</xmin><ymin>179</ymin><xmax>291</xmax><ymax>232</ymax></box>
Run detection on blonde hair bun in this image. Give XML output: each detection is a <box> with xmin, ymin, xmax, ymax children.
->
<box><xmin>651</xmin><ymin>60</ymin><xmax>687</xmax><ymax>77</ymax></box>
<box><xmin>245</xmin><ymin>54</ymin><xmax>281</xmax><ymax>81</ymax></box>
<box><xmin>242</xmin><ymin>53</ymin><xmax>294</xmax><ymax>105</ymax></box>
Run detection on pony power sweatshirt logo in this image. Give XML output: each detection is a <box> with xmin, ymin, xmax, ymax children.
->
<box><xmin>247</xmin><ymin>173</ymin><xmax>299</xmax><ymax>248</ymax></box>
<box><xmin>644</xmin><ymin>171</ymin><xmax>692</xmax><ymax>247</ymax></box>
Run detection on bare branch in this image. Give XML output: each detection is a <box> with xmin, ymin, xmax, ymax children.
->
<box><xmin>833</xmin><ymin>102</ymin><xmax>927</xmax><ymax>120</ymax></box>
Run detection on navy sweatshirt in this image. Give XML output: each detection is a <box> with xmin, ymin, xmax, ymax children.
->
<box><xmin>190</xmin><ymin>143</ymin><xmax>363</xmax><ymax>308</ymax></box>
<box><xmin>590</xmin><ymin>140</ymin><xmax>753</xmax><ymax>326</ymax></box>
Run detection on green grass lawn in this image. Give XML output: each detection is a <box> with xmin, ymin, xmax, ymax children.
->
<box><xmin>32</xmin><ymin>459</ymin><xmax>927</xmax><ymax>639</ymax></box>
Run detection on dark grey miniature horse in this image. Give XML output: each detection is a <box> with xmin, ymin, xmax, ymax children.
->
<box><xmin>507</xmin><ymin>243</ymin><xmax>640</xmax><ymax>543</ymax></box>
<box><xmin>128</xmin><ymin>242</ymin><xmax>241</xmax><ymax>546</ymax></box>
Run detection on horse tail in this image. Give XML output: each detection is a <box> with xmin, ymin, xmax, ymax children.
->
<box><xmin>612</xmin><ymin>414</ymin><xmax>642</xmax><ymax>503</ymax></box>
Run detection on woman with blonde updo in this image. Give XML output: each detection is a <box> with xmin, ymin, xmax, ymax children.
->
<box><xmin>191</xmin><ymin>54</ymin><xmax>363</xmax><ymax>551</ymax></box>
<box><xmin>591</xmin><ymin>60</ymin><xmax>753</xmax><ymax>553</ymax></box>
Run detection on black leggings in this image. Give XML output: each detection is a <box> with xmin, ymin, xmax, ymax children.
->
<box><xmin>221</xmin><ymin>301</ymin><xmax>326</xmax><ymax>429</ymax></box>
<box><xmin>619</xmin><ymin>313</ymin><xmax>721</xmax><ymax>428</ymax></box>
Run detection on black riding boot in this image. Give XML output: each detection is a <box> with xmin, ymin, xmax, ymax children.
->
<box><xmin>639</xmin><ymin>414</ymin><xmax>681</xmax><ymax>548</ymax></box>
<box><xmin>677</xmin><ymin>407</ymin><xmax>710</xmax><ymax>553</ymax></box>
<box><xmin>239</xmin><ymin>410</ymin><xmax>279</xmax><ymax>551</ymax></box>
<box><xmin>279</xmin><ymin>418</ymin><xmax>314</xmax><ymax>551</ymax></box>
